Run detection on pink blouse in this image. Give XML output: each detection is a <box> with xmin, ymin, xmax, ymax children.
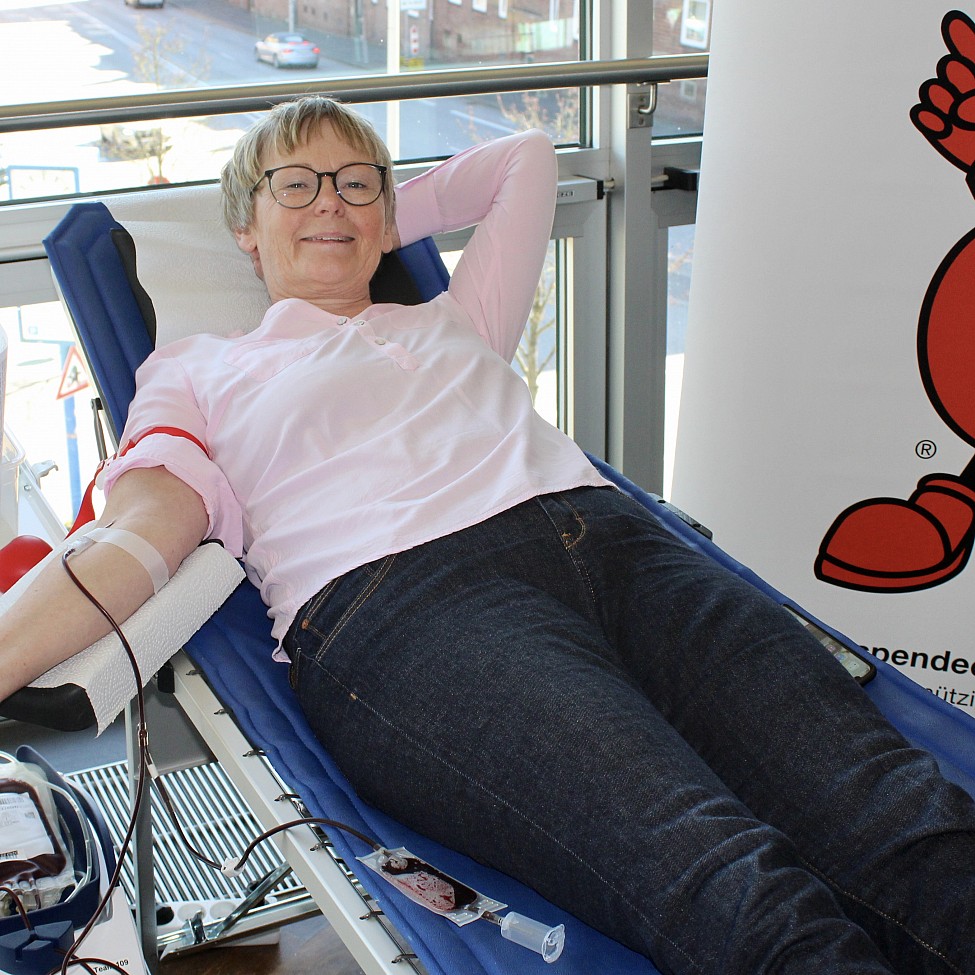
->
<box><xmin>101</xmin><ymin>129</ymin><xmax>609</xmax><ymax>652</ymax></box>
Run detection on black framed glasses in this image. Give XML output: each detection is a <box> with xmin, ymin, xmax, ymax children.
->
<box><xmin>253</xmin><ymin>163</ymin><xmax>387</xmax><ymax>208</ymax></box>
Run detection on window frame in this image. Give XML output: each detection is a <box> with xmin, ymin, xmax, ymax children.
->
<box><xmin>0</xmin><ymin>0</ymin><xmax>708</xmax><ymax>495</ymax></box>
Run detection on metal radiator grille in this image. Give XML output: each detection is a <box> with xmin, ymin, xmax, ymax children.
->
<box><xmin>68</xmin><ymin>759</ymin><xmax>305</xmax><ymax>907</ymax></box>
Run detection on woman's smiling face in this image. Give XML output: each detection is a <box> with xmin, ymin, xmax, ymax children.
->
<box><xmin>234</xmin><ymin>119</ymin><xmax>395</xmax><ymax>317</ymax></box>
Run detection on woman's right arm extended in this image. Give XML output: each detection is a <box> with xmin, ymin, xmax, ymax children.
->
<box><xmin>0</xmin><ymin>465</ymin><xmax>207</xmax><ymax>703</ymax></box>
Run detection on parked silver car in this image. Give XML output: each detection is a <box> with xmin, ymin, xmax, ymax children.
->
<box><xmin>254</xmin><ymin>33</ymin><xmax>321</xmax><ymax>69</ymax></box>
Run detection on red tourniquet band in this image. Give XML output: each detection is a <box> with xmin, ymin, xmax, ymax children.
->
<box><xmin>69</xmin><ymin>426</ymin><xmax>210</xmax><ymax>534</ymax></box>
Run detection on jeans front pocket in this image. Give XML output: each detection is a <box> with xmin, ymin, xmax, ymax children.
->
<box><xmin>287</xmin><ymin>553</ymin><xmax>399</xmax><ymax>673</ymax></box>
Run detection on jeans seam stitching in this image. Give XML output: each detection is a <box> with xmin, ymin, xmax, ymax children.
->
<box><xmin>561</xmin><ymin>497</ymin><xmax>587</xmax><ymax>550</ymax></box>
<box><xmin>325</xmin><ymin>666</ymin><xmax>703</xmax><ymax>975</ymax></box>
<box><xmin>536</xmin><ymin>495</ymin><xmax>600</xmax><ymax>614</ymax></box>
<box><xmin>299</xmin><ymin>578</ymin><xmax>342</xmax><ymax>639</ymax></box>
<box><xmin>798</xmin><ymin>855</ymin><xmax>964</xmax><ymax>975</ymax></box>
<box><xmin>314</xmin><ymin>554</ymin><xmax>397</xmax><ymax>660</ymax></box>
<box><xmin>561</xmin><ymin>498</ymin><xmax>600</xmax><ymax>613</ymax></box>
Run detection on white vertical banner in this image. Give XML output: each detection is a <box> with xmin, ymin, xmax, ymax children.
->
<box><xmin>673</xmin><ymin>1</ymin><xmax>975</xmax><ymax>716</ymax></box>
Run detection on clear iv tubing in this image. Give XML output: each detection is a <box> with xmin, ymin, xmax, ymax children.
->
<box><xmin>59</xmin><ymin>550</ymin><xmax>153</xmax><ymax>975</ymax></box>
<box><xmin>50</xmin><ymin>783</ymin><xmax>96</xmax><ymax>909</ymax></box>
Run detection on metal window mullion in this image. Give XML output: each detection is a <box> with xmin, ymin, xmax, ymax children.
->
<box><xmin>564</xmin><ymin>202</ymin><xmax>608</xmax><ymax>458</ymax></box>
<box><xmin>603</xmin><ymin>0</ymin><xmax>666</xmax><ymax>492</ymax></box>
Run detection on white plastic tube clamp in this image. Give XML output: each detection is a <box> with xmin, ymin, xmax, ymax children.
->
<box><xmin>500</xmin><ymin>912</ymin><xmax>566</xmax><ymax>963</ymax></box>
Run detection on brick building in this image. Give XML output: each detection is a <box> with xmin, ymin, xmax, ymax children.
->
<box><xmin>241</xmin><ymin>0</ymin><xmax>579</xmax><ymax>66</ymax></box>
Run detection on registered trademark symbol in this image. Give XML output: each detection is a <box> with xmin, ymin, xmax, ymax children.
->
<box><xmin>916</xmin><ymin>440</ymin><xmax>937</xmax><ymax>459</ymax></box>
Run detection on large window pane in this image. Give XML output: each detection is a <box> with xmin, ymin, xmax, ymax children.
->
<box><xmin>1</xmin><ymin>114</ymin><xmax>256</xmax><ymax>202</ymax></box>
<box><xmin>1</xmin><ymin>303</ymin><xmax>100</xmax><ymax>532</ymax></box>
<box><xmin>440</xmin><ymin>238</ymin><xmax>561</xmax><ymax>427</ymax></box>
<box><xmin>652</xmin><ymin>0</ymin><xmax>711</xmax><ymax>137</ymax></box>
<box><xmin>514</xmin><ymin>239</ymin><xmax>560</xmax><ymax>428</ymax></box>
<box><xmin>353</xmin><ymin>87</ymin><xmax>581</xmax><ymax>160</ymax></box>
<box><xmin>2</xmin><ymin>0</ymin><xmax>580</xmax><ymax>99</ymax></box>
<box><xmin>1</xmin><ymin>0</ymin><xmax>584</xmax><ymax>201</ymax></box>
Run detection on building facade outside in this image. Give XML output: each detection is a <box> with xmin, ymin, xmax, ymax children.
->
<box><xmin>239</xmin><ymin>0</ymin><xmax>711</xmax><ymax>66</ymax></box>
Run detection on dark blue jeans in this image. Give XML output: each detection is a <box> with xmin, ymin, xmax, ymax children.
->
<box><xmin>287</xmin><ymin>486</ymin><xmax>975</xmax><ymax>975</ymax></box>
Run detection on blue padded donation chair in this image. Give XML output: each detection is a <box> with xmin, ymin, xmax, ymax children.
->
<box><xmin>15</xmin><ymin>191</ymin><xmax>975</xmax><ymax>975</ymax></box>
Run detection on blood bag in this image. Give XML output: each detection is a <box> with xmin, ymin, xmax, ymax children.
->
<box><xmin>358</xmin><ymin>846</ymin><xmax>566</xmax><ymax>963</ymax></box>
<box><xmin>359</xmin><ymin>847</ymin><xmax>505</xmax><ymax>925</ymax></box>
<box><xmin>0</xmin><ymin>752</ymin><xmax>76</xmax><ymax>913</ymax></box>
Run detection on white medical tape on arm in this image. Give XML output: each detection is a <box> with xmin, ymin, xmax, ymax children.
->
<box><xmin>85</xmin><ymin>527</ymin><xmax>171</xmax><ymax>595</ymax></box>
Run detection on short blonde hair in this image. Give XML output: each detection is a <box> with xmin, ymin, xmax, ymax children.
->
<box><xmin>220</xmin><ymin>96</ymin><xmax>395</xmax><ymax>232</ymax></box>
